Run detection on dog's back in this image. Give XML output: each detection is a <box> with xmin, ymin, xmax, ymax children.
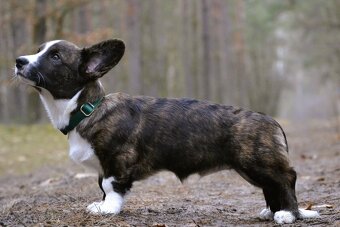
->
<box><xmin>15</xmin><ymin>39</ymin><xmax>320</xmax><ymax>224</ymax></box>
<box><xmin>76</xmin><ymin>92</ymin><xmax>288</xmax><ymax>182</ymax></box>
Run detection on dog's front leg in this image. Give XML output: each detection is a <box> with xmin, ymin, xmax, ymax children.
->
<box><xmin>98</xmin><ymin>175</ymin><xmax>106</xmax><ymax>200</ymax></box>
<box><xmin>87</xmin><ymin>176</ymin><xmax>125</xmax><ymax>215</ymax></box>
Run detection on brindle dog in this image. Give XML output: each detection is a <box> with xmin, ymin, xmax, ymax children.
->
<box><xmin>15</xmin><ymin>39</ymin><xmax>319</xmax><ymax>224</ymax></box>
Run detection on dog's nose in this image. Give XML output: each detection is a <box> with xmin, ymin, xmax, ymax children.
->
<box><xmin>16</xmin><ymin>57</ymin><xmax>29</xmax><ymax>70</ymax></box>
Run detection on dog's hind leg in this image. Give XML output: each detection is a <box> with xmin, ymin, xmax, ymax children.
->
<box><xmin>259</xmin><ymin>188</ymin><xmax>276</xmax><ymax>220</ymax></box>
<box><xmin>236</xmin><ymin>161</ymin><xmax>319</xmax><ymax>224</ymax></box>
<box><xmin>260</xmin><ymin>167</ymin><xmax>319</xmax><ymax>223</ymax></box>
<box><xmin>235</xmin><ymin>162</ymin><xmax>300</xmax><ymax>224</ymax></box>
<box><xmin>265</xmin><ymin>168</ymin><xmax>300</xmax><ymax>224</ymax></box>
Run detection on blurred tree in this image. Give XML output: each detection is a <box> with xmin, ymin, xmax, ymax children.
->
<box><xmin>181</xmin><ymin>0</ymin><xmax>194</xmax><ymax>99</ymax></box>
<box><xmin>243</xmin><ymin>0</ymin><xmax>289</xmax><ymax>115</ymax></box>
<box><xmin>8</xmin><ymin>0</ymin><xmax>30</xmax><ymax>123</ymax></box>
<box><xmin>125</xmin><ymin>0</ymin><xmax>142</xmax><ymax>95</ymax></box>
<box><xmin>286</xmin><ymin>0</ymin><xmax>340</xmax><ymax>128</ymax></box>
<box><xmin>201</xmin><ymin>0</ymin><xmax>211</xmax><ymax>100</ymax></box>
<box><xmin>29</xmin><ymin>0</ymin><xmax>47</xmax><ymax>122</ymax></box>
<box><xmin>0</xmin><ymin>0</ymin><xmax>338</xmax><ymax>124</ymax></box>
<box><xmin>233</xmin><ymin>0</ymin><xmax>247</xmax><ymax>107</ymax></box>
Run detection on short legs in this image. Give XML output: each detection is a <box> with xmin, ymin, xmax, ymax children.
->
<box><xmin>87</xmin><ymin>176</ymin><xmax>125</xmax><ymax>214</ymax></box>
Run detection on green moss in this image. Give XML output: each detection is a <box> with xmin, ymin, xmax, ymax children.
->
<box><xmin>0</xmin><ymin>125</ymin><xmax>68</xmax><ymax>176</ymax></box>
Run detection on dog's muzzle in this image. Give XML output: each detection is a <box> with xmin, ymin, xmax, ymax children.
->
<box><xmin>16</xmin><ymin>57</ymin><xmax>29</xmax><ymax>71</ymax></box>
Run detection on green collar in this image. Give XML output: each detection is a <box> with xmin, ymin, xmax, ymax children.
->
<box><xmin>60</xmin><ymin>97</ymin><xmax>103</xmax><ymax>135</ymax></box>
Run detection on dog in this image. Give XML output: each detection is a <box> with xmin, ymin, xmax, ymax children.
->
<box><xmin>14</xmin><ymin>39</ymin><xmax>319</xmax><ymax>224</ymax></box>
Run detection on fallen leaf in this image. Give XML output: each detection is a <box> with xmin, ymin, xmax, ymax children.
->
<box><xmin>74</xmin><ymin>173</ymin><xmax>97</xmax><ymax>179</ymax></box>
<box><xmin>39</xmin><ymin>177</ymin><xmax>60</xmax><ymax>187</ymax></box>
<box><xmin>305</xmin><ymin>203</ymin><xmax>313</xmax><ymax>210</ymax></box>
<box><xmin>313</xmin><ymin>204</ymin><xmax>333</xmax><ymax>209</ymax></box>
<box><xmin>152</xmin><ymin>224</ymin><xmax>167</xmax><ymax>227</ymax></box>
<box><xmin>317</xmin><ymin>177</ymin><xmax>325</xmax><ymax>181</ymax></box>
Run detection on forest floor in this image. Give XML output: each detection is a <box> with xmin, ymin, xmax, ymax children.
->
<box><xmin>0</xmin><ymin>120</ymin><xmax>339</xmax><ymax>226</ymax></box>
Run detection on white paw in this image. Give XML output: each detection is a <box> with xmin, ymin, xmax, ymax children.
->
<box><xmin>87</xmin><ymin>201</ymin><xmax>104</xmax><ymax>213</ymax></box>
<box><xmin>87</xmin><ymin>188</ymin><xmax>124</xmax><ymax>215</ymax></box>
<box><xmin>87</xmin><ymin>177</ymin><xmax>125</xmax><ymax>215</ymax></box>
<box><xmin>86</xmin><ymin>200</ymin><xmax>121</xmax><ymax>215</ymax></box>
<box><xmin>299</xmin><ymin>208</ymin><xmax>320</xmax><ymax>219</ymax></box>
<box><xmin>259</xmin><ymin>208</ymin><xmax>274</xmax><ymax>220</ymax></box>
<box><xmin>274</xmin><ymin>210</ymin><xmax>296</xmax><ymax>224</ymax></box>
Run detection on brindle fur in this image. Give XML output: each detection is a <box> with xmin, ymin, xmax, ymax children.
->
<box><xmin>16</xmin><ymin>39</ymin><xmax>300</xmax><ymax>218</ymax></box>
<box><xmin>76</xmin><ymin>81</ymin><xmax>298</xmax><ymax>216</ymax></box>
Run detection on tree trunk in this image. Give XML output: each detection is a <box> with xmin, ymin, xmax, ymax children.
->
<box><xmin>211</xmin><ymin>0</ymin><xmax>224</xmax><ymax>103</ymax></box>
<box><xmin>0</xmin><ymin>1</ymin><xmax>12</xmax><ymax>123</ymax></box>
<box><xmin>181</xmin><ymin>0</ymin><xmax>194</xmax><ymax>98</ymax></box>
<box><xmin>29</xmin><ymin>0</ymin><xmax>48</xmax><ymax>123</ymax></box>
<box><xmin>219</xmin><ymin>0</ymin><xmax>234</xmax><ymax>105</ymax></box>
<box><xmin>233</xmin><ymin>0</ymin><xmax>247</xmax><ymax>106</ymax></box>
<box><xmin>201</xmin><ymin>0</ymin><xmax>211</xmax><ymax>100</ymax></box>
<box><xmin>8</xmin><ymin>0</ymin><xmax>30</xmax><ymax>123</ymax></box>
<box><xmin>126</xmin><ymin>0</ymin><xmax>142</xmax><ymax>95</ymax></box>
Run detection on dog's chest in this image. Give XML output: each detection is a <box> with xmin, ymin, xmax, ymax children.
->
<box><xmin>68</xmin><ymin>131</ymin><xmax>102</xmax><ymax>172</ymax></box>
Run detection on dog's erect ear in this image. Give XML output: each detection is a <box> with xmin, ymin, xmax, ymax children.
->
<box><xmin>79</xmin><ymin>39</ymin><xmax>125</xmax><ymax>79</ymax></box>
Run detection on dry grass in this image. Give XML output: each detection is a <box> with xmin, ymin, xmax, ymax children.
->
<box><xmin>0</xmin><ymin>125</ymin><xmax>68</xmax><ymax>175</ymax></box>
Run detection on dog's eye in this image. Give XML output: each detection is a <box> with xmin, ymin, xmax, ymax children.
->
<box><xmin>51</xmin><ymin>53</ymin><xmax>61</xmax><ymax>61</ymax></box>
<box><xmin>37</xmin><ymin>48</ymin><xmax>41</xmax><ymax>53</ymax></box>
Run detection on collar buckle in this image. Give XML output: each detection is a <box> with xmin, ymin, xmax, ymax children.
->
<box><xmin>60</xmin><ymin>97</ymin><xmax>103</xmax><ymax>135</ymax></box>
<box><xmin>80</xmin><ymin>102</ymin><xmax>95</xmax><ymax>117</ymax></box>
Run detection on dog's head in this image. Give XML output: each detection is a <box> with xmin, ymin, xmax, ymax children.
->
<box><xmin>15</xmin><ymin>39</ymin><xmax>125</xmax><ymax>99</ymax></box>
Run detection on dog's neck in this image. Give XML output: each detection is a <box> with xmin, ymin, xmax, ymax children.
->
<box><xmin>39</xmin><ymin>80</ymin><xmax>105</xmax><ymax>130</ymax></box>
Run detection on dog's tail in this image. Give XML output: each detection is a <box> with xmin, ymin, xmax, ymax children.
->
<box><xmin>279</xmin><ymin>123</ymin><xmax>289</xmax><ymax>153</ymax></box>
<box><xmin>273</xmin><ymin>119</ymin><xmax>289</xmax><ymax>154</ymax></box>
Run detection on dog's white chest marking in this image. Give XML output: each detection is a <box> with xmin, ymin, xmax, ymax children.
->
<box><xmin>39</xmin><ymin>89</ymin><xmax>82</xmax><ymax>130</ymax></box>
<box><xmin>39</xmin><ymin>88</ymin><xmax>101</xmax><ymax>172</ymax></box>
<box><xmin>68</xmin><ymin>131</ymin><xmax>101</xmax><ymax>172</ymax></box>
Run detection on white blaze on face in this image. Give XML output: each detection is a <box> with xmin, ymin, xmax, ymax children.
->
<box><xmin>23</xmin><ymin>40</ymin><xmax>61</xmax><ymax>65</ymax></box>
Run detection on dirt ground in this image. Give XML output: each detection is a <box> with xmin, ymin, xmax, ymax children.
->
<box><xmin>0</xmin><ymin>121</ymin><xmax>339</xmax><ymax>226</ymax></box>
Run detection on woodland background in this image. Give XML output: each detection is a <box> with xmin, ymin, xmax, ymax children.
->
<box><xmin>0</xmin><ymin>1</ymin><xmax>339</xmax><ymax>225</ymax></box>
<box><xmin>0</xmin><ymin>0</ymin><xmax>339</xmax><ymax>127</ymax></box>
